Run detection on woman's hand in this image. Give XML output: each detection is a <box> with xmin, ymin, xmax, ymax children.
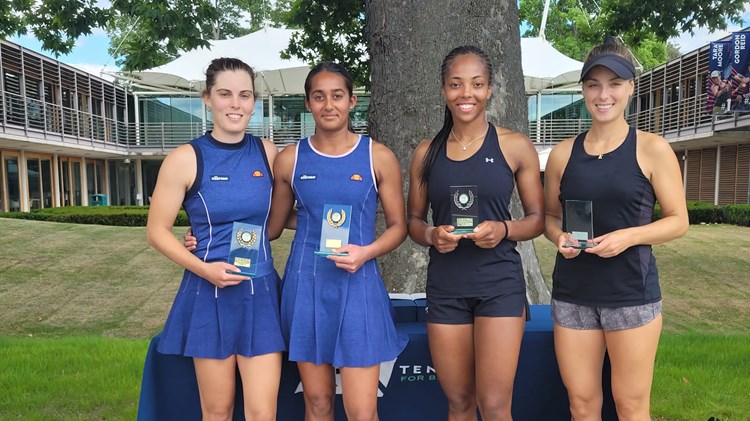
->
<box><xmin>199</xmin><ymin>261</ymin><xmax>251</xmax><ymax>288</ymax></box>
<box><xmin>327</xmin><ymin>244</ymin><xmax>371</xmax><ymax>273</ymax></box>
<box><xmin>585</xmin><ymin>229</ymin><xmax>634</xmax><ymax>258</ymax></box>
<box><xmin>557</xmin><ymin>232</ymin><xmax>582</xmax><ymax>259</ymax></box>
<box><xmin>464</xmin><ymin>220</ymin><xmax>506</xmax><ymax>249</ymax></box>
<box><xmin>183</xmin><ymin>228</ymin><xmax>197</xmax><ymax>251</ymax></box>
<box><xmin>428</xmin><ymin>225</ymin><xmax>461</xmax><ymax>254</ymax></box>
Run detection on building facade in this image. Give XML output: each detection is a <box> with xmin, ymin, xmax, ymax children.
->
<box><xmin>3</xmin><ymin>35</ymin><xmax>748</xmax><ymax>213</ymax></box>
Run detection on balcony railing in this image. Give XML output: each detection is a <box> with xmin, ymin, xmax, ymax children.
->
<box><xmin>4</xmin><ymin>90</ymin><xmax>750</xmax><ymax>155</ymax></box>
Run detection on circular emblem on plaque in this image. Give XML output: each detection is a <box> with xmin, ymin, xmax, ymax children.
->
<box><xmin>453</xmin><ymin>190</ymin><xmax>474</xmax><ymax>211</ymax></box>
<box><xmin>236</xmin><ymin>229</ymin><xmax>257</xmax><ymax>248</ymax></box>
<box><xmin>326</xmin><ymin>208</ymin><xmax>346</xmax><ymax>228</ymax></box>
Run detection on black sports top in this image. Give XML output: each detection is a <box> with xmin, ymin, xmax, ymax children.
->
<box><xmin>553</xmin><ymin>126</ymin><xmax>660</xmax><ymax>307</ymax></box>
<box><xmin>426</xmin><ymin>123</ymin><xmax>525</xmax><ymax>298</ymax></box>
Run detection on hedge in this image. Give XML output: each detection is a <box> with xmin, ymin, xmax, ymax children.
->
<box><xmin>0</xmin><ymin>206</ymin><xmax>189</xmax><ymax>227</ymax></box>
<box><xmin>653</xmin><ymin>202</ymin><xmax>750</xmax><ymax>226</ymax></box>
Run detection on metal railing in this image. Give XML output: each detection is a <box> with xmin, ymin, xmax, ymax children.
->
<box><xmin>4</xmin><ymin>91</ymin><xmax>749</xmax><ymax>155</ymax></box>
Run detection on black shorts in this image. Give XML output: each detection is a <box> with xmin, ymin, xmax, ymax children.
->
<box><xmin>426</xmin><ymin>291</ymin><xmax>529</xmax><ymax>324</ymax></box>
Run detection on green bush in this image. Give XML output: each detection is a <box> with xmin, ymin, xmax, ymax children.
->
<box><xmin>686</xmin><ymin>202</ymin><xmax>723</xmax><ymax>224</ymax></box>
<box><xmin>723</xmin><ymin>204</ymin><xmax>750</xmax><ymax>226</ymax></box>
<box><xmin>0</xmin><ymin>206</ymin><xmax>189</xmax><ymax>227</ymax></box>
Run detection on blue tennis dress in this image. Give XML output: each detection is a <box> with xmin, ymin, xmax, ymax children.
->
<box><xmin>281</xmin><ymin>135</ymin><xmax>407</xmax><ymax>367</ymax></box>
<box><xmin>157</xmin><ymin>133</ymin><xmax>286</xmax><ymax>359</ymax></box>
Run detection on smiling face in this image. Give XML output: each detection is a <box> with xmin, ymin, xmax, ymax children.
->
<box><xmin>582</xmin><ymin>65</ymin><xmax>634</xmax><ymax>125</ymax></box>
<box><xmin>304</xmin><ymin>70</ymin><xmax>357</xmax><ymax>133</ymax></box>
<box><xmin>441</xmin><ymin>53</ymin><xmax>492</xmax><ymax>125</ymax></box>
<box><xmin>203</xmin><ymin>70</ymin><xmax>255</xmax><ymax>141</ymax></box>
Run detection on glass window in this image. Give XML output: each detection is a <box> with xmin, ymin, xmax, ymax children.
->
<box><xmin>4</xmin><ymin>157</ymin><xmax>20</xmax><ymax>212</ymax></box>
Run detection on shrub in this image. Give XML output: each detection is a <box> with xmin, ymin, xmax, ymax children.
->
<box><xmin>0</xmin><ymin>206</ymin><xmax>189</xmax><ymax>227</ymax></box>
<box><xmin>722</xmin><ymin>204</ymin><xmax>750</xmax><ymax>227</ymax></box>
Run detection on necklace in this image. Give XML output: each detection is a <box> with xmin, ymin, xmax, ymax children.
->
<box><xmin>450</xmin><ymin>127</ymin><xmax>488</xmax><ymax>151</ymax></box>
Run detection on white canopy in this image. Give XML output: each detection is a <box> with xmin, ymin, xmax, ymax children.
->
<box><xmin>116</xmin><ymin>30</ymin><xmax>582</xmax><ymax>96</ymax></box>
<box><xmin>115</xmin><ymin>27</ymin><xmax>310</xmax><ymax>95</ymax></box>
<box><xmin>521</xmin><ymin>37</ymin><xmax>583</xmax><ymax>93</ymax></box>
<box><xmin>538</xmin><ymin>147</ymin><xmax>553</xmax><ymax>171</ymax></box>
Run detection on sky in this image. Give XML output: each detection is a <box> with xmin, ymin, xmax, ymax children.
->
<box><xmin>7</xmin><ymin>8</ymin><xmax>750</xmax><ymax>79</ymax></box>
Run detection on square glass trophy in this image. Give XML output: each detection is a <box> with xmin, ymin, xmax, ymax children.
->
<box><xmin>314</xmin><ymin>204</ymin><xmax>352</xmax><ymax>256</ymax></box>
<box><xmin>563</xmin><ymin>200</ymin><xmax>598</xmax><ymax>249</ymax></box>
<box><xmin>450</xmin><ymin>185</ymin><xmax>479</xmax><ymax>235</ymax></box>
<box><xmin>227</xmin><ymin>222</ymin><xmax>261</xmax><ymax>276</ymax></box>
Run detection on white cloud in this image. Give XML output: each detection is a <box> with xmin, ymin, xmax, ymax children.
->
<box><xmin>670</xmin><ymin>8</ymin><xmax>750</xmax><ymax>53</ymax></box>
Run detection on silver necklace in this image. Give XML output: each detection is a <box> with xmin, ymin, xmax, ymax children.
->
<box><xmin>451</xmin><ymin>127</ymin><xmax>488</xmax><ymax>151</ymax></box>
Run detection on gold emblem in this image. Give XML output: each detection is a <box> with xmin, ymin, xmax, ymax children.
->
<box><xmin>236</xmin><ymin>228</ymin><xmax>257</xmax><ymax>248</ymax></box>
<box><xmin>326</xmin><ymin>208</ymin><xmax>346</xmax><ymax>228</ymax></box>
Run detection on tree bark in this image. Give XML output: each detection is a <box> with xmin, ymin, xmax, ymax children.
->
<box><xmin>365</xmin><ymin>0</ymin><xmax>550</xmax><ymax>303</ymax></box>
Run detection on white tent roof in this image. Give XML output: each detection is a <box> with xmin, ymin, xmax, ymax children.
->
<box><xmin>538</xmin><ymin>147</ymin><xmax>553</xmax><ymax>171</ymax></box>
<box><xmin>115</xmin><ymin>27</ymin><xmax>310</xmax><ymax>95</ymax></box>
<box><xmin>521</xmin><ymin>37</ymin><xmax>583</xmax><ymax>93</ymax></box>
<box><xmin>115</xmin><ymin>30</ymin><xmax>582</xmax><ymax>96</ymax></box>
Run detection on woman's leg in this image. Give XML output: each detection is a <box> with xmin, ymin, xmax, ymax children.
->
<box><xmin>604</xmin><ymin>313</ymin><xmax>662</xmax><ymax>421</ymax></box>
<box><xmin>554</xmin><ymin>325</ymin><xmax>607</xmax><ymax>421</ymax></box>
<box><xmin>428</xmin><ymin>323</ymin><xmax>477</xmax><ymax>421</ymax></box>
<box><xmin>297</xmin><ymin>362</ymin><xmax>336</xmax><ymax>421</ymax></box>
<box><xmin>236</xmin><ymin>352</ymin><xmax>282</xmax><ymax>421</ymax></box>
<box><xmin>474</xmin><ymin>315</ymin><xmax>525</xmax><ymax>421</ymax></box>
<box><xmin>193</xmin><ymin>356</ymin><xmax>237</xmax><ymax>421</ymax></box>
<box><xmin>339</xmin><ymin>365</ymin><xmax>381</xmax><ymax>421</ymax></box>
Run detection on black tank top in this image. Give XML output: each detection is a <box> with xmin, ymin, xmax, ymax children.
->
<box><xmin>426</xmin><ymin>123</ymin><xmax>525</xmax><ymax>298</ymax></box>
<box><xmin>553</xmin><ymin>126</ymin><xmax>660</xmax><ymax>307</ymax></box>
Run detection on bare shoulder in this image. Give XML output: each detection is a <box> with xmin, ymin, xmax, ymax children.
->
<box><xmin>164</xmin><ymin>143</ymin><xmax>196</xmax><ymax>165</ymax></box>
<box><xmin>636</xmin><ymin>130</ymin><xmax>672</xmax><ymax>155</ymax></box>
<box><xmin>273</xmin><ymin>143</ymin><xmax>298</xmax><ymax>176</ymax></box>
<box><xmin>370</xmin><ymin>138</ymin><xmax>397</xmax><ymax>158</ymax></box>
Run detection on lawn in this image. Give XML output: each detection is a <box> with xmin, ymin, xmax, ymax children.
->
<box><xmin>1</xmin><ymin>218</ymin><xmax>748</xmax><ymax>420</ymax></box>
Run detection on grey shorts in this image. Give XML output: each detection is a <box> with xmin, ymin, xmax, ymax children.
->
<box><xmin>551</xmin><ymin>299</ymin><xmax>662</xmax><ymax>331</ymax></box>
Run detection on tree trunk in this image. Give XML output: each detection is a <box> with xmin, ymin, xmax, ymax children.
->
<box><xmin>365</xmin><ymin>0</ymin><xmax>551</xmax><ymax>303</ymax></box>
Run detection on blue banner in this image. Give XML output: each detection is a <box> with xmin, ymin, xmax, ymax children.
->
<box><xmin>728</xmin><ymin>31</ymin><xmax>750</xmax><ymax>111</ymax></box>
<box><xmin>707</xmin><ymin>41</ymin><xmax>732</xmax><ymax>113</ymax></box>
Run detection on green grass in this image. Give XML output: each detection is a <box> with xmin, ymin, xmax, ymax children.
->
<box><xmin>1</xmin><ymin>218</ymin><xmax>749</xmax><ymax>420</ymax></box>
<box><xmin>652</xmin><ymin>334</ymin><xmax>750</xmax><ymax>420</ymax></box>
<box><xmin>0</xmin><ymin>336</ymin><xmax>148</xmax><ymax>421</ymax></box>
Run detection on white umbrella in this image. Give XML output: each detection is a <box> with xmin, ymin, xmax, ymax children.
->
<box><xmin>521</xmin><ymin>37</ymin><xmax>583</xmax><ymax>93</ymax></box>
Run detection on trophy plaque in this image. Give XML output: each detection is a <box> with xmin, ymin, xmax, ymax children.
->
<box><xmin>315</xmin><ymin>204</ymin><xmax>352</xmax><ymax>256</ymax></box>
<box><xmin>563</xmin><ymin>200</ymin><xmax>598</xmax><ymax>249</ymax></box>
<box><xmin>450</xmin><ymin>185</ymin><xmax>479</xmax><ymax>235</ymax></box>
<box><xmin>226</xmin><ymin>222</ymin><xmax>261</xmax><ymax>276</ymax></box>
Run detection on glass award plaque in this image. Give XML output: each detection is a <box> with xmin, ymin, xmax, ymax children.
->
<box><xmin>227</xmin><ymin>222</ymin><xmax>261</xmax><ymax>276</ymax></box>
<box><xmin>450</xmin><ymin>185</ymin><xmax>478</xmax><ymax>234</ymax></box>
<box><xmin>563</xmin><ymin>200</ymin><xmax>598</xmax><ymax>249</ymax></box>
<box><xmin>314</xmin><ymin>204</ymin><xmax>352</xmax><ymax>256</ymax></box>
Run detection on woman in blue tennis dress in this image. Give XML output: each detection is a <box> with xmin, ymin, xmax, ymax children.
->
<box><xmin>146</xmin><ymin>58</ymin><xmax>285</xmax><ymax>421</ymax></box>
<box><xmin>268</xmin><ymin>62</ymin><xmax>407</xmax><ymax>421</ymax></box>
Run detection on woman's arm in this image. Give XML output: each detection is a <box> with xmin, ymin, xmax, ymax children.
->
<box><xmin>406</xmin><ymin>140</ymin><xmax>461</xmax><ymax>253</ymax></box>
<box><xmin>586</xmin><ymin>132</ymin><xmax>688</xmax><ymax>258</ymax></box>
<box><xmin>329</xmin><ymin>141</ymin><xmax>407</xmax><ymax>272</ymax></box>
<box><xmin>543</xmin><ymin>139</ymin><xmax>581</xmax><ymax>258</ymax></box>
<box><xmin>146</xmin><ymin>145</ymin><xmax>247</xmax><ymax>287</ymax></box>
<box><xmin>267</xmin><ymin>144</ymin><xmax>297</xmax><ymax>240</ymax></box>
<box><xmin>465</xmin><ymin>128</ymin><xmax>544</xmax><ymax>248</ymax></box>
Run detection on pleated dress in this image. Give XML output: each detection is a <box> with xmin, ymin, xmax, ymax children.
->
<box><xmin>281</xmin><ymin>135</ymin><xmax>407</xmax><ymax>367</ymax></box>
<box><xmin>157</xmin><ymin>133</ymin><xmax>286</xmax><ymax>359</ymax></box>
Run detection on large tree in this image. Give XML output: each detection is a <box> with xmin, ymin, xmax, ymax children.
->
<box><xmin>365</xmin><ymin>0</ymin><xmax>550</xmax><ymax>302</ymax></box>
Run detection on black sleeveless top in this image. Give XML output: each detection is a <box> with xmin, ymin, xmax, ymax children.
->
<box><xmin>553</xmin><ymin>126</ymin><xmax>660</xmax><ymax>307</ymax></box>
<box><xmin>426</xmin><ymin>123</ymin><xmax>525</xmax><ymax>298</ymax></box>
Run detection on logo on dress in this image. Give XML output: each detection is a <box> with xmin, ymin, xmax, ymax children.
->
<box><xmin>485</xmin><ymin>157</ymin><xmax>494</xmax><ymax>163</ymax></box>
<box><xmin>252</xmin><ymin>170</ymin><xmax>263</xmax><ymax>177</ymax></box>
<box><xmin>299</xmin><ymin>174</ymin><xmax>317</xmax><ymax>180</ymax></box>
<box><xmin>210</xmin><ymin>175</ymin><xmax>229</xmax><ymax>181</ymax></box>
<box><xmin>350</xmin><ymin>174</ymin><xmax>363</xmax><ymax>181</ymax></box>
